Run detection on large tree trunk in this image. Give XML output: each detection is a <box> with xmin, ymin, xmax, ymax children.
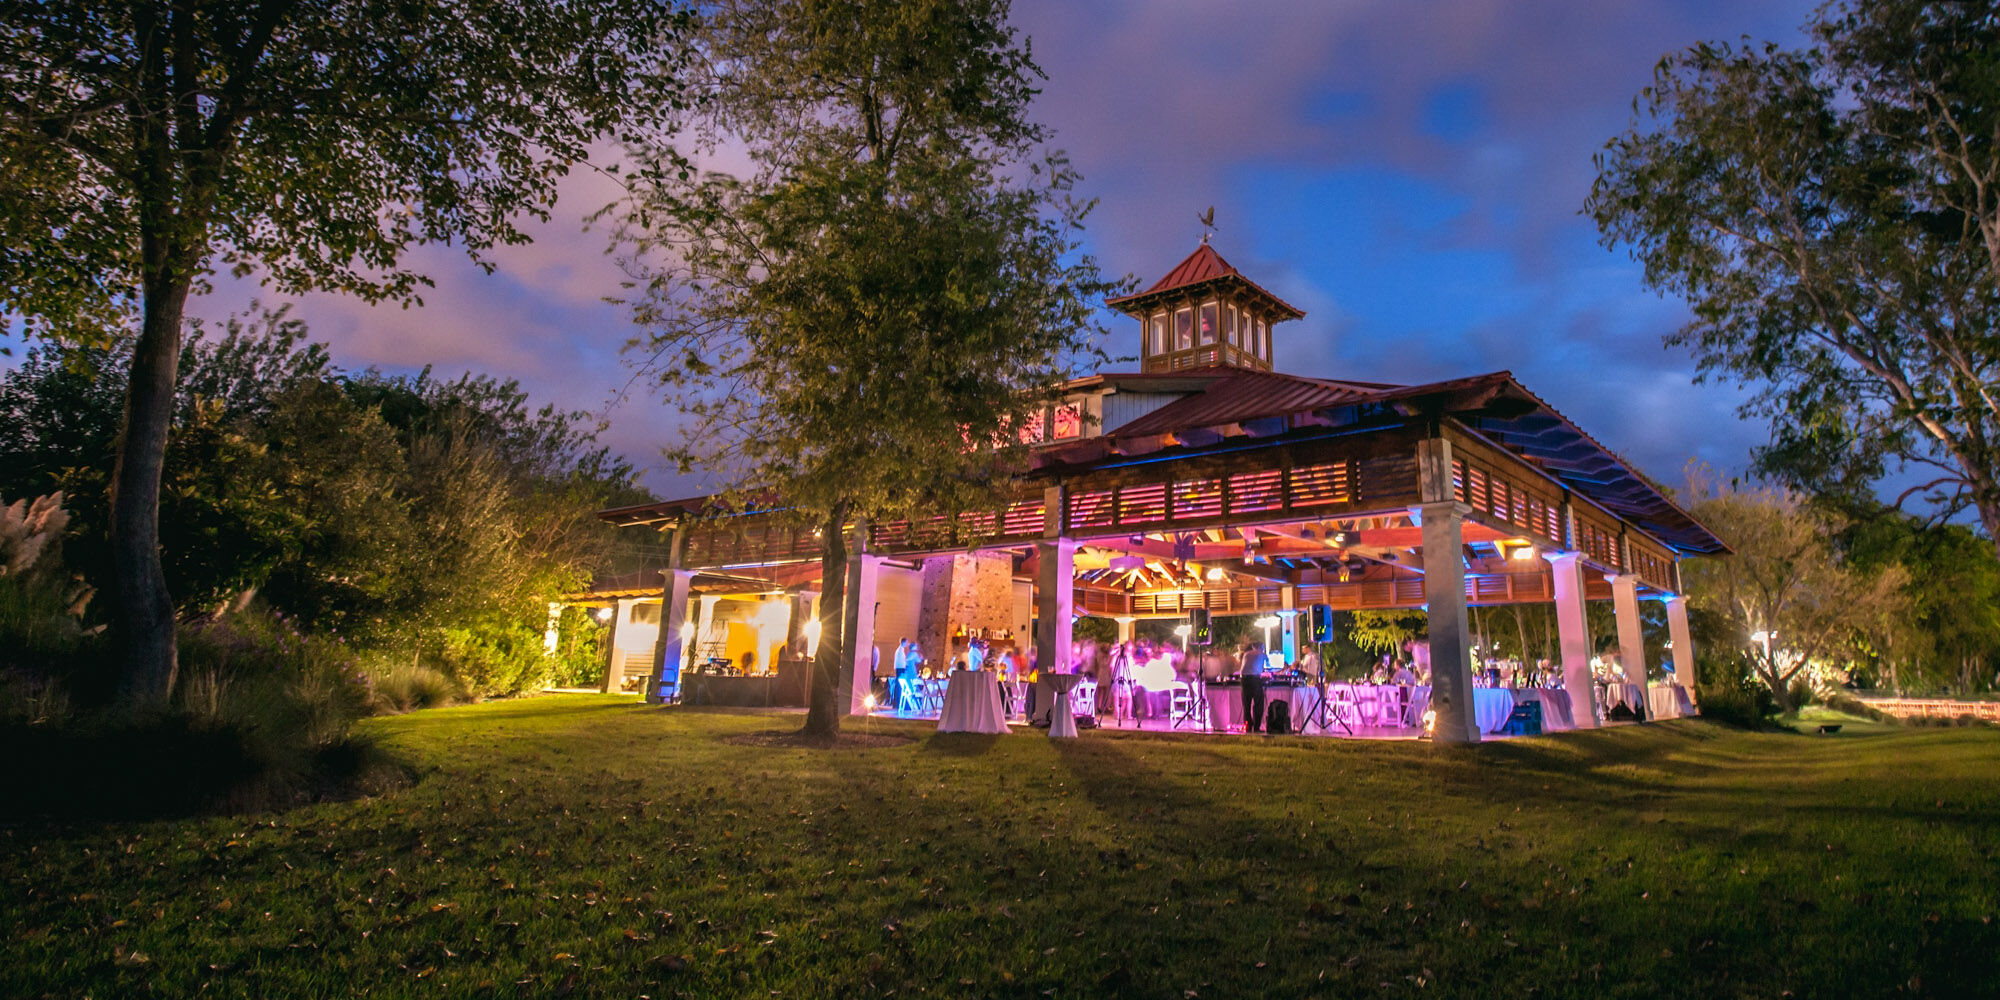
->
<box><xmin>111</xmin><ymin>275</ymin><xmax>191</xmax><ymax>709</ymax></box>
<box><xmin>801</xmin><ymin>504</ymin><xmax>848</xmax><ymax>738</ymax></box>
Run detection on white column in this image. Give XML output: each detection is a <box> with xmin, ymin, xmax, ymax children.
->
<box><xmin>1115</xmin><ymin>616</ymin><xmax>1136</xmax><ymax>644</ymax></box>
<box><xmin>1035</xmin><ymin>538</ymin><xmax>1076</xmax><ymax>676</ymax></box>
<box><xmin>840</xmin><ymin>553</ymin><xmax>881</xmax><ymax>716</ymax></box>
<box><xmin>1608</xmin><ymin>574</ymin><xmax>1647</xmax><ymax>691</ymax></box>
<box><xmin>600</xmin><ymin>599</ymin><xmax>628</xmax><ymax>694</ymax></box>
<box><xmin>1543</xmin><ymin>552</ymin><xmax>1597</xmax><ymax>728</ymax></box>
<box><xmin>1665</xmin><ymin>594</ymin><xmax>1696</xmax><ymax>703</ymax></box>
<box><xmin>1419</xmin><ymin>501</ymin><xmax>1479</xmax><ymax>744</ymax></box>
<box><xmin>649</xmin><ymin>572</ymin><xmax>694</xmax><ymax>704</ymax></box>
<box><xmin>1279</xmin><ymin>585</ymin><xmax>1299</xmax><ymax>667</ymax></box>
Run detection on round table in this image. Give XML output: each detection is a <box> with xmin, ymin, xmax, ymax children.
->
<box><xmin>937</xmin><ymin>670</ymin><xmax>1009</xmax><ymax>734</ymax></box>
<box><xmin>1646</xmin><ymin>684</ymin><xmax>1695</xmax><ymax>720</ymax></box>
<box><xmin>1511</xmin><ymin>687</ymin><xmax>1576</xmax><ymax>731</ymax></box>
<box><xmin>1602</xmin><ymin>682</ymin><xmax>1648</xmax><ymax>717</ymax></box>
<box><xmin>1408</xmin><ymin>686</ymin><xmax>1518</xmax><ymax>734</ymax></box>
<box><xmin>1045</xmin><ymin>673</ymin><xmax>1085</xmax><ymax>739</ymax></box>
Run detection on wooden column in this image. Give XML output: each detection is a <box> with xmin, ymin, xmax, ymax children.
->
<box><xmin>1543</xmin><ymin>551</ymin><xmax>1597</xmax><ymax>728</ymax></box>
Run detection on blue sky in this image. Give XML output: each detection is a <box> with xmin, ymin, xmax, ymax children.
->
<box><xmin>145</xmin><ymin>0</ymin><xmax>1824</xmax><ymax>496</ymax></box>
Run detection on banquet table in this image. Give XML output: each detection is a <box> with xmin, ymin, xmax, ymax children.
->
<box><xmin>1408</xmin><ymin>686</ymin><xmax>1518</xmax><ymax>734</ymax></box>
<box><xmin>1324</xmin><ymin>683</ymin><xmax>1411</xmax><ymax>730</ymax></box>
<box><xmin>1646</xmin><ymin>684</ymin><xmax>1695</xmax><ymax>720</ymax></box>
<box><xmin>1602</xmin><ymin>682</ymin><xmax>1648</xmax><ymax>717</ymax></box>
<box><xmin>1510</xmin><ymin>687</ymin><xmax>1576</xmax><ymax>731</ymax></box>
<box><xmin>936</xmin><ymin>670</ymin><xmax>1009</xmax><ymax>734</ymax></box>
<box><xmin>1208</xmin><ymin>682</ymin><xmax>1319</xmax><ymax>732</ymax></box>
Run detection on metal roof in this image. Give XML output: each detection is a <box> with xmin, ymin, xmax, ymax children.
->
<box><xmin>1106</xmin><ymin>368</ymin><xmax>1382</xmax><ymax>437</ymax></box>
<box><xmin>1105</xmin><ymin>244</ymin><xmax>1307</xmax><ymax>320</ymax></box>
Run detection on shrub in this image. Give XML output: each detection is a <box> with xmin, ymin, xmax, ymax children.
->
<box><xmin>175</xmin><ymin>612</ymin><xmax>371</xmax><ymax>782</ymax></box>
<box><xmin>365</xmin><ymin>658</ymin><xmax>462</xmax><ymax>713</ymax></box>
<box><xmin>431</xmin><ymin>625</ymin><xmax>550</xmax><ymax>697</ymax></box>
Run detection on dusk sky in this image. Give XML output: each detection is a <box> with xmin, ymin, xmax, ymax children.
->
<box><xmin>157</xmin><ymin>0</ymin><xmax>1823</xmax><ymax>497</ymax></box>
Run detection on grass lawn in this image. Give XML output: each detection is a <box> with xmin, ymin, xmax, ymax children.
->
<box><xmin>4</xmin><ymin>695</ymin><xmax>1998</xmax><ymax>999</ymax></box>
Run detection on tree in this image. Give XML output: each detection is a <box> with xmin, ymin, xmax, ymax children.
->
<box><xmin>1679</xmin><ymin>470</ymin><xmax>1907</xmax><ymax>713</ymax></box>
<box><xmin>1349</xmin><ymin>610</ymin><xmax>1426</xmax><ymax>660</ymax></box>
<box><xmin>1844</xmin><ymin>514</ymin><xmax>2000</xmax><ymax>694</ymax></box>
<box><xmin>0</xmin><ymin>313</ymin><xmax>649</xmax><ymax>698</ymax></box>
<box><xmin>1588</xmin><ymin>1</ymin><xmax>2000</xmax><ymax>557</ymax></box>
<box><xmin>0</xmin><ymin>1</ymin><xmax>688</xmax><ymax>706</ymax></box>
<box><xmin>608</xmin><ymin>0</ymin><xmax>1122</xmax><ymax>736</ymax></box>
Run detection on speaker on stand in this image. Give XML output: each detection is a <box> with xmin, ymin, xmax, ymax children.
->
<box><xmin>1175</xmin><ymin>608</ymin><xmax>1213</xmax><ymax>729</ymax></box>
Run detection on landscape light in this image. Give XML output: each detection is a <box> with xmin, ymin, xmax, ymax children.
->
<box><xmin>596</xmin><ymin>607</ymin><xmax>614</xmax><ymax>622</ymax></box>
<box><xmin>1254</xmin><ymin>614</ymin><xmax>1279</xmax><ymax>651</ymax></box>
<box><xmin>802</xmin><ymin>617</ymin><xmax>824</xmax><ymax>657</ymax></box>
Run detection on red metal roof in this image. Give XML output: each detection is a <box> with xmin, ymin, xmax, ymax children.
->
<box><xmin>1106</xmin><ymin>243</ymin><xmax>1307</xmax><ymax>319</ymax></box>
<box><xmin>1106</xmin><ymin>369</ymin><xmax>1384</xmax><ymax>437</ymax></box>
<box><xmin>1144</xmin><ymin>243</ymin><xmax>1239</xmax><ymax>293</ymax></box>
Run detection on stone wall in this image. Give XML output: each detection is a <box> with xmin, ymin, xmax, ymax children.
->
<box><xmin>914</xmin><ymin>551</ymin><xmax>1018</xmax><ymax>668</ymax></box>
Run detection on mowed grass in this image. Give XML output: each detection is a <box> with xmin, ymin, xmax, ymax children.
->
<box><xmin>4</xmin><ymin>695</ymin><xmax>1998</xmax><ymax>999</ymax></box>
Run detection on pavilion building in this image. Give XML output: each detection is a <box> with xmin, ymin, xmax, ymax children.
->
<box><xmin>591</xmin><ymin>243</ymin><xmax>1726</xmax><ymax>742</ymax></box>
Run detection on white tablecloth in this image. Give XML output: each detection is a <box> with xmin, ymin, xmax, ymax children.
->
<box><xmin>1208</xmin><ymin>683</ymin><xmax>1319</xmax><ymax>732</ymax></box>
<box><xmin>1511</xmin><ymin>687</ymin><xmax>1575</xmax><ymax>731</ymax></box>
<box><xmin>1408</xmin><ymin>686</ymin><xmax>1518</xmax><ymax>734</ymax></box>
<box><xmin>1647</xmin><ymin>684</ymin><xmax>1695</xmax><ymax>720</ymax></box>
<box><xmin>1325</xmin><ymin>683</ymin><xmax>1412</xmax><ymax>729</ymax></box>
<box><xmin>937</xmin><ymin>671</ymin><xmax>1009</xmax><ymax>734</ymax></box>
<box><xmin>1602</xmin><ymin>682</ymin><xmax>1648</xmax><ymax>716</ymax></box>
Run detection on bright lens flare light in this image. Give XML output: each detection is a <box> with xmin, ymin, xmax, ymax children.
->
<box><xmin>595</xmin><ymin>607</ymin><xmax>614</xmax><ymax>622</ymax></box>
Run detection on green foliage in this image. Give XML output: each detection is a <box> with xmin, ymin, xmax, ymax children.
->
<box><xmin>0</xmin><ymin>310</ymin><xmax>646</xmax><ymax>699</ymax></box>
<box><xmin>1679</xmin><ymin>468</ymin><xmax>1907</xmax><ymax>713</ymax></box>
<box><xmin>0</xmin><ymin>493</ymin><xmax>102</xmax><ymax>718</ymax></box>
<box><xmin>176</xmin><ymin>611</ymin><xmax>372</xmax><ymax>783</ymax></box>
<box><xmin>363</xmin><ymin>660</ymin><xmax>463</xmax><ymax>715</ymax></box>
<box><xmin>0</xmin><ymin>0</ymin><xmax>691</xmax><ymax>705</ymax></box>
<box><xmin>0</xmin><ymin>608</ymin><xmax>390</xmax><ymax>821</ymax></box>
<box><xmin>1844</xmin><ymin>512</ymin><xmax>2000</xmax><ymax>695</ymax></box>
<box><xmin>1589</xmin><ymin>0</ymin><xmax>2000</xmax><ymax>548</ymax></box>
<box><xmin>1348</xmin><ymin>609</ymin><xmax>1426</xmax><ymax>657</ymax></box>
<box><xmin>608</xmin><ymin>0</ymin><xmax>1125</xmax><ymax>734</ymax></box>
<box><xmin>0</xmin><ymin>0</ymin><xmax>691</xmax><ymax>339</ymax></box>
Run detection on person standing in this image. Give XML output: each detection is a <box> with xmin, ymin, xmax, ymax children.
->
<box><xmin>1241</xmin><ymin>641</ymin><xmax>1269</xmax><ymax>734</ymax></box>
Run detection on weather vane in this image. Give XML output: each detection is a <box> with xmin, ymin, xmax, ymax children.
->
<box><xmin>1198</xmin><ymin>205</ymin><xmax>1216</xmax><ymax>244</ymax></box>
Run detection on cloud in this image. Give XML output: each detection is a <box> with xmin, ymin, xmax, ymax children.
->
<box><xmin>144</xmin><ymin>0</ymin><xmax>1821</xmax><ymax>498</ymax></box>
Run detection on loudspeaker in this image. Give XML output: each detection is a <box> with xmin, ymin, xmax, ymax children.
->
<box><xmin>1189</xmin><ymin>607</ymin><xmax>1213</xmax><ymax>645</ymax></box>
<box><xmin>1309</xmin><ymin>604</ymin><xmax>1335</xmax><ymax>643</ymax></box>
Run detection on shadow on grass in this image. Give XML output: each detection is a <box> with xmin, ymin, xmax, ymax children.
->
<box><xmin>916</xmin><ymin>732</ymin><xmax>1005</xmax><ymax>756</ymax></box>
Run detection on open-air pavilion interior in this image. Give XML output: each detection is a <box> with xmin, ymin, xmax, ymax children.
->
<box><xmin>581</xmin><ymin>244</ymin><xmax>1727</xmax><ymax>743</ymax></box>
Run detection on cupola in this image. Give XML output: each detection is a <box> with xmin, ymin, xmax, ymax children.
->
<box><xmin>1106</xmin><ymin>242</ymin><xmax>1306</xmax><ymax>373</ymax></box>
